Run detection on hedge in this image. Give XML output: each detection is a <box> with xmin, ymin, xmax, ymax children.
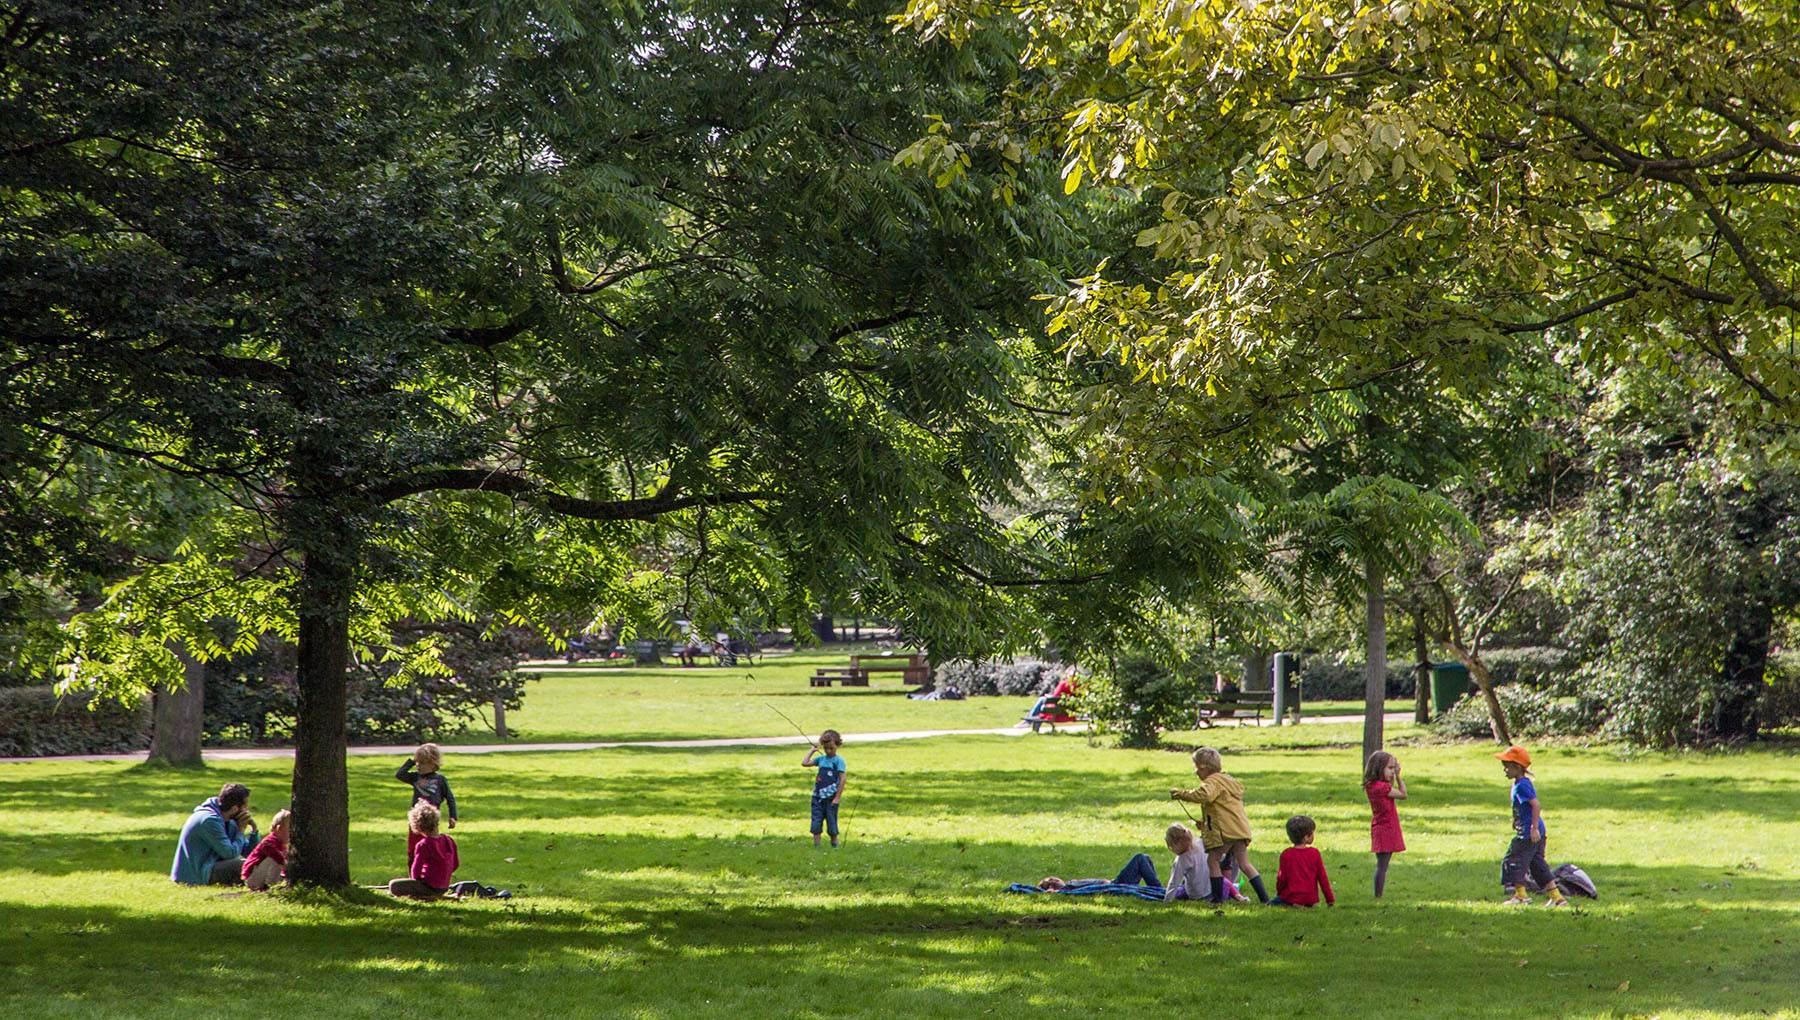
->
<box><xmin>0</xmin><ymin>687</ymin><xmax>150</xmax><ymax>757</ymax></box>
<box><xmin>930</xmin><ymin>659</ymin><xmax>1072</xmax><ymax>697</ymax></box>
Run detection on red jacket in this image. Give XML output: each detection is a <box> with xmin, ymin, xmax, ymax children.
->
<box><xmin>1276</xmin><ymin>845</ymin><xmax>1334</xmax><ymax>906</ymax></box>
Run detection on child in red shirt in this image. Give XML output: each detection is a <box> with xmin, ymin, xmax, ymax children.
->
<box><xmin>390</xmin><ymin>802</ymin><xmax>459</xmax><ymax>899</ymax></box>
<box><xmin>1270</xmin><ymin>815</ymin><xmax>1334</xmax><ymax>907</ymax></box>
<box><xmin>241</xmin><ymin>808</ymin><xmax>290</xmax><ymax>891</ymax></box>
<box><xmin>1364</xmin><ymin>750</ymin><xmax>1407</xmax><ymax>898</ymax></box>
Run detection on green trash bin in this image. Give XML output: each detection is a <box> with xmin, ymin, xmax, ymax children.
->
<box><xmin>1430</xmin><ymin>662</ymin><xmax>1471</xmax><ymax>714</ymax></box>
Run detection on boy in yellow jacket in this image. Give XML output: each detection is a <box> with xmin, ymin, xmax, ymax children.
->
<box><xmin>1171</xmin><ymin>746</ymin><xmax>1269</xmax><ymax>903</ymax></box>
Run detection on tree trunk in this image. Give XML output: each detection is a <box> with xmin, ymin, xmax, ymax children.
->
<box><xmin>287</xmin><ymin>545</ymin><xmax>354</xmax><ymax>887</ymax></box>
<box><xmin>811</xmin><ymin>613</ymin><xmax>834</xmax><ymax>643</ymax></box>
<box><xmin>147</xmin><ymin>645</ymin><xmax>206</xmax><ymax>766</ymax></box>
<box><xmin>1712</xmin><ymin>600</ymin><xmax>1772</xmax><ymax>741</ymax></box>
<box><xmin>493</xmin><ymin>691</ymin><xmax>508</xmax><ymax>740</ymax></box>
<box><xmin>1412</xmin><ymin>612</ymin><xmax>1431</xmax><ymax>725</ymax></box>
<box><xmin>1362</xmin><ymin>557</ymin><xmax>1386</xmax><ymax>763</ymax></box>
<box><xmin>1448</xmin><ymin>640</ymin><xmax>1512</xmax><ymax>744</ymax></box>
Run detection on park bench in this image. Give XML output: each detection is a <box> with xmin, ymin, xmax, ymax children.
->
<box><xmin>1194</xmin><ymin>691</ymin><xmax>1275</xmax><ymax>727</ymax></box>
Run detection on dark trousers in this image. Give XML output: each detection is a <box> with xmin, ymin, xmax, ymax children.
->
<box><xmin>1112</xmin><ymin>853</ymin><xmax>1161</xmax><ymax>887</ymax></box>
<box><xmin>1501</xmin><ymin>836</ymin><xmax>1554</xmax><ymax>890</ymax></box>
<box><xmin>810</xmin><ymin>797</ymin><xmax>839</xmax><ymax>837</ymax></box>
<box><xmin>208</xmin><ymin>857</ymin><xmax>245</xmax><ymax>886</ymax></box>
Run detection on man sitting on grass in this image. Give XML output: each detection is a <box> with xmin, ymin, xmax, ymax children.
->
<box><xmin>171</xmin><ymin>782</ymin><xmax>258</xmax><ymax>886</ymax></box>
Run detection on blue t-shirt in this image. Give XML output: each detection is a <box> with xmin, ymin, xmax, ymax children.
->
<box><xmin>1511</xmin><ymin>776</ymin><xmax>1546</xmax><ymax>838</ymax></box>
<box><xmin>812</xmin><ymin>754</ymin><xmax>846</xmax><ymax>800</ymax></box>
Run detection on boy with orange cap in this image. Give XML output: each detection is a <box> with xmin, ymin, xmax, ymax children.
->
<box><xmin>1497</xmin><ymin>745</ymin><xmax>1568</xmax><ymax>907</ymax></box>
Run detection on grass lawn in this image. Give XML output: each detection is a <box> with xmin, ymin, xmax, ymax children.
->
<box><xmin>442</xmin><ymin>653</ymin><xmax>1413</xmax><ymax>745</ymax></box>
<box><xmin>472</xmin><ymin>652</ymin><xmax>1037</xmax><ymax>743</ymax></box>
<box><xmin>3</xmin><ymin>732</ymin><xmax>1797</xmax><ymax>1018</ymax></box>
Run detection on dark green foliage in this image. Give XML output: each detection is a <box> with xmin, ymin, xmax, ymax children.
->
<box><xmin>1295</xmin><ymin>657</ymin><xmax>1413</xmax><ymax>701</ymax></box>
<box><xmin>1480</xmin><ymin>646</ymin><xmax>1580</xmax><ymax>692</ymax></box>
<box><xmin>203</xmin><ymin>629</ymin><xmax>538</xmax><ymax>745</ymax></box>
<box><xmin>1431</xmin><ymin>686</ymin><xmax>1602</xmax><ymax>742</ymax></box>
<box><xmin>0</xmin><ymin>688</ymin><xmax>150</xmax><ymax>757</ymax></box>
<box><xmin>1076</xmin><ymin>654</ymin><xmax>1204</xmax><ymax>749</ymax></box>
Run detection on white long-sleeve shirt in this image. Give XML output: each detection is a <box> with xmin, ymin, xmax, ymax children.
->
<box><xmin>1165</xmin><ymin>846</ymin><xmax>1209</xmax><ymax>902</ymax></box>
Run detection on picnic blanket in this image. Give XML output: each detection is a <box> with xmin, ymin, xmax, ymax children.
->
<box><xmin>1005</xmin><ymin>882</ymin><xmax>1166</xmax><ymax>902</ymax></box>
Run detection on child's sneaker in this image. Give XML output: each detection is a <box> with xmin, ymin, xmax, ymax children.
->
<box><xmin>1503</xmin><ymin>894</ymin><xmax>1532</xmax><ymax>907</ymax></box>
<box><xmin>1544</xmin><ymin>896</ymin><xmax>1568</xmax><ymax>908</ymax></box>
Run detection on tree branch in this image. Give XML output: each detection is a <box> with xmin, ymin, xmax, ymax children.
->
<box><xmin>368</xmin><ymin>468</ymin><xmax>775</xmax><ymax>520</ymax></box>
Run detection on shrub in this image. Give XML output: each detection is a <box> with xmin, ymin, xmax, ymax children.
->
<box><xmin>1075</xmin><ymin>655</ymin><xmax>1205</xmax><ymax>749</ymax></box>
<box><xmin>204</xmin><ymin>627</ymin><xmax>539</xmax><ymax>744</ymax></box>
<box><xmin>930</xmin><ymin>659</ymin><xmax>1068</xmax><ymax>697</ymax></box>
<box><xmin>0</xmin><ymin>687</ymin><xmax>151</xmax><ymax>756</ymax></box>
<box><xmin>1295</xmin><ymin>657</ymin><xmax>1415</xmax><ymax>701</ymax></box>
<box><xmin>1431</xmin><ymin>685</ymin><xmax>1603</xmax><ymax>741</ymax></box>
<box><xmin>1481</xmin><ymin>646</ymin><xmax>1580</xmax><ymax>691</ymax></box>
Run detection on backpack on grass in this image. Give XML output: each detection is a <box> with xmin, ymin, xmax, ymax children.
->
<box><xmin>1526</xmin><ymin>863</ymin><xmax>1597</xmax><ymax>899</ymax></box>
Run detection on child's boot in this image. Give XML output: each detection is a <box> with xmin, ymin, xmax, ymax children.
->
<box><xmin>1208</xmin><ymin>876</ymin><xmax>1226</xmax><ymax>903</ymax></box>
<box><xmin>1247</xmin><ymin>875</ymin><xmax>1270</xmax><ymax>904</ymax></box>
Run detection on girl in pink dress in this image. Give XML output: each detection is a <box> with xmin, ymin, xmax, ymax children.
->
<box><xmin>1364</xmin><ymin>750</ymin><xmax>1407</xmax><ymax>898</ymax></box>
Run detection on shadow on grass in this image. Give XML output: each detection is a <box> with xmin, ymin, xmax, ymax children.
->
<box><xmin>2</xmin><ymin>847</ymin><xmax>1798</xmax><ymax>1019</ymax></box>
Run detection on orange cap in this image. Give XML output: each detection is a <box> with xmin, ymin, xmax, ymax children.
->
<box><xmin>1494</xmin><ymin>746</ymin><xmax>1532</xmax><ymax>768</ymax></box>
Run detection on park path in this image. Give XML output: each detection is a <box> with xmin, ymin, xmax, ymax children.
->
<box><xmin>0</xmin><ymin>712</ymin><xmax>1413</xmax><ymax>765</ymax></box>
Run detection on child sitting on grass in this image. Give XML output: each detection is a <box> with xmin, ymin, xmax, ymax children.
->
<box><xmin>1497</xmin><ymin>745</ymin><xmax>1568</xmax><ymax>908</ymax></box>
<box><xmin>1171</xmin><ymin>746</ymin><xmax>1269</xmax><ymax>903</ymax></box>
<box><xmin>1162</xmin><ymin>822</ymin><xmax>1247</xmax><ymax>902</ymax></box>
<box><xmin>241</xmin><ymin>808</ymin><xmax>291</xmax><ymax>891</ymax></box>
<box><xmin>1270</xmin><ymin>815</ymin><xmax>1334</xmax><ymax>907</ymax></box>
<box><xmin>801</xmin><ymin>729</ymin><xmax>846</xmax><ymax>848</ymax></box>
<box><xmin>396</xmin><ymin>742</ymin><xmax>457</xmax><ymax>833</ymax></box>
<box><xmin>389</xmin><ymin>802</ymin><xmax>458</xmax><ymax>900</ymax></box>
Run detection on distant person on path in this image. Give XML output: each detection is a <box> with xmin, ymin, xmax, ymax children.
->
<box><xmin>1497</xmin><ymin>746</ymin><xmax>1568</xmax><ymax>907</ymax></box>
<box><xmin>242</xmin><ymin>808</ymin><xmax>291</xmax><ymax>891</ymax></box>
<box><xmin>802</xmin><ymin>729</ymin><xmax>846</xmax><ymax>847</ymax></box>
<box><xmin>171</xmin><ymin>782</ymin><xmax>258</xmax><ymax>886</ymax></box>
<box><xmin>389</xmin><ymin>803</ymin><xmax>459</xmax><ymax>900</ymax></box>
<box><xmin>396</xmin><ymin>742</ymin><xmax>457</xmax><ymax>836</ymax></box>
<box><xmin>1269</xmin><ymin>815</ymin><xmax>1335</xmax><ymax>907</ymax></box>
<box><xmin>1171</xmin><ymin>746</ymin><xmax>1269</xmax><ymax>903</ymax></box>
<box><xmin>1364</xmin><ymin>750</ymin><xmax>1407</xmax><ymax>898</ymax></box>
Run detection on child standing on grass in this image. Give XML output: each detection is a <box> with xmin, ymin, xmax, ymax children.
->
<box><xmin>1270</xmin><ymin>815</ymin><xmax>1334</xmax><ymax>907</ymax></box>
<box><xmin>802</xmin><ymin>729</ymin><xmax>846</xmax><ymax>847</ymax></box>
<box><xmin>241</xmin><ymin>808</ymin><xmax>291</xmax><ymax>891</ymax></box>
<box><xmin>396</xmin><ymin>742</ymin><xmax>457</xmax><ymax>832</ymax></box>
<box><xmin>1171</xmin><ymin>746</ymin><xmax>1269</xmax><ymax>904</ymax></box>
<box><xmin>1364</xmin><ymin>750</ymin><xmax>1407</xmax><ymax>898</ymax></box>
<box><xmin>1497</xmin><ymin>745</ymin><xmax>1568</xmax><ymax>908</ymax></box>
<box><xmin>389</xmin><ymin>802</ymin><xmax>459</xmax><ymax>900</ymax></box>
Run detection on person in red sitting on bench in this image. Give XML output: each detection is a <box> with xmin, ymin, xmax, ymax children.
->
<box><xmin>1020</xmin><ymin>674</ymin><xmax>1079</xmax><ymax>732</ymax></box>
<box><xmin>1270</xmin><ymin>815</ymin><xmax>1335</xmax><ymax>907</ymax></box>
<box><xmin>390</xmin><ymin>802</ymin><xmax>459</xmax><ymax>899</ymax></box>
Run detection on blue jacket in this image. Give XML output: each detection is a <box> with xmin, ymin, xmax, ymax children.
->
<box><xmin>170</xmin><ymin>797</ymin><xmax>255</xmax><ymax>884</ymax></box>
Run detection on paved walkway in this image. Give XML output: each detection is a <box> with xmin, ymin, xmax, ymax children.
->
<box><xmin>0</xmin><ymin>712</ymin><xmax>1414</xmax><ymax>765</ymax></box>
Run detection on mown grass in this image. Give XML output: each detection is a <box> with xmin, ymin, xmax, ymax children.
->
<box><xmin>473</xmin><ymin>652</ymin><xmax>1036</xmax><ymax>743</ymax></box>
<box><xmin>454</xmin><ymin>652</ymin><xmax>1415</xmax><ymax>744</ymax></box>
<box><xmin>2</xmin><ymin>734</ymin><xmax>1796</xmax><ymax>1019</ymax></box>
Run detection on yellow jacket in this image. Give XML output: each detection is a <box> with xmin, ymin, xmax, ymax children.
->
<box><xmin>1172</xmin><ymin>772</ymin><xmax>1252</xmax><ymax>846</ymax></box>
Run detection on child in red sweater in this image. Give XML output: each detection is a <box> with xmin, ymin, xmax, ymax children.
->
<box><xmin>390</xmin><ymin>803</ymin><xmax>459</xmax><ymax>900</ymax></box>
<box><xmin>1270</xmin><ymin>815</ymin><xmax>1334</xmax><ymax>907</ymax></box>
<box><xmin>241</xmin><ymin>808</ymin><xmax>290</xmax><ymax>891</ymax></box>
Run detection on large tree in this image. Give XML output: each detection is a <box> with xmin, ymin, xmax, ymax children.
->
<box><xmin>3</xmin><ymin>0</ymin><xmax>1091</xmax><ymax>884</ymax></box>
